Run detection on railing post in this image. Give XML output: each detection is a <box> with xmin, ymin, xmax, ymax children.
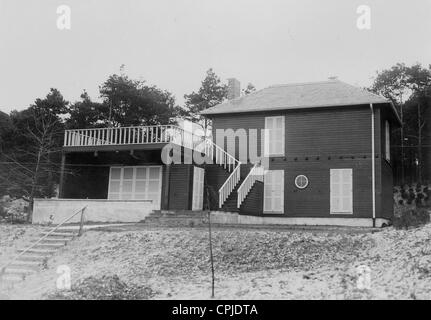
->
<box><xmin>78</xmin><ymin>207</ymin><xmax>86</xmax><ymax>237</ymax></box>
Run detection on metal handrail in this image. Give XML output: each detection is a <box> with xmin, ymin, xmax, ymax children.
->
<box><xmin>0</xmin><ymin>206</ymin><xmax>87</xmax><ymax>275</ymax></box>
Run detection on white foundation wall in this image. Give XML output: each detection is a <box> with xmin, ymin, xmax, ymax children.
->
<box><xmin>32</xmin><ymin>199</ymin><xmax>157</xmax><ymax>224</ymax></box>
<box><xmin>210</xmin><ymin>211</ymin><xmax>389</xmax><ymax>228</ymax></box>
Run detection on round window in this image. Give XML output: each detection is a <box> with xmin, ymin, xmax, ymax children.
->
<box><xmin>295</xmin><ymin>175</ymin><xmax>309</xmax><ymax>189</ymax></box>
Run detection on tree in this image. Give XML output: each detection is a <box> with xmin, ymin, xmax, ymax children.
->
<box><xmin>0</xmin><ymin>111</ymin><xmax>13</xmax><ymax>152</ymax></box>
<box><xmin>370</xmin><ymin>63</ymin><xmax>431</xmax><ymax>184</ymax></box>
<box><xmin>98</xmin><ymin>73</ymin><xmax>179</xmax><ymax>127</ymax></box>
<box><xmin>33</xmin><ymin>88</ymin><xmax>69</xmax><ymax>116</ymax></box>
<box><xmin>182</xmin><ymin>69</ymin><xmax>228</xmax><ymax>134</ymax></box>
<box><xmin>403</xmin><ymin>88</ymin><xmax>431</xmax><ymax>183</ymax></box>
<box><xmin>242</xmin><ymin>83</ymin><xmax>257</xmax><ymax>95</ymax></box>
<box><xmin>0</xmin><ymin>89</ymin><xmax>67</xmax><ymax>214</ymax></box>
<box><xmin>66</xmin><ymin>91</ymin><xmax>104</xmax><ymax>129</ymax></box>
<box><xmin>371</xmin><ymin>63</ymin><xmax>410</xmax><ymax>182</ymax></box>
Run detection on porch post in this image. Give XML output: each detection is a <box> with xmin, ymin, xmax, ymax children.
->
<box><xmin>58</xmin><ymin>152</ymin><xmax>66</xmax><ymax>198</ymax></box>
<box><xmin>162</xmin><ymin>164</ymin><xmax>171</xmax><ymax>210</ymax></box>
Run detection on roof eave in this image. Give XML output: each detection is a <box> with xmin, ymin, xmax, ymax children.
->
<box><xmin>201</xmin><ymin>101</ymin><xmax>390</xmax><ymax>116</ymax></box>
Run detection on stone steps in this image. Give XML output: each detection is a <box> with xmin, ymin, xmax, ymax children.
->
<box><xmin>40</xmin><ymin>231</ymin><xmax>76</xmax><ymax>238</ymax></box>
<box><xmin>0</xmin><ymin>227</ymin><xmax>79</xmax><ymax>288</ymax></box>
<box><xmin>7</xmin><ymin>260</ymin><xmax>42</xmax><ymax>271</ymax></box>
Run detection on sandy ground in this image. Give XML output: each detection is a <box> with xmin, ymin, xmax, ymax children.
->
<box><xmin>1</xmin><ymin>222</ymin><xmax>431</xmax><ymax>300</ymax></box>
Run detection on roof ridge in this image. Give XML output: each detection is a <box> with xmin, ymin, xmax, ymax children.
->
<box><xmin>267</xmin><ymin>79</ymin><xmax>339</xmax><ymax>88</ymax></box>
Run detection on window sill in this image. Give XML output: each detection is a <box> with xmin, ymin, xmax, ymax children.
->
<box><xmin>265</xmin><ymin>154</ymin><xmax>285</xmax><ymax>158</ymax></box>
<box><xmin>330</xmin><ymin>211</ymin><xmax>353</xmax><ymax>215</ymax></box>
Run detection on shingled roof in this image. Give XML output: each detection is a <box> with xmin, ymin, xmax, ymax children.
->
<box><xmin>201</xmin><ymin>79</ymin><xmax>393</xmax><ymax>116</ymax></box>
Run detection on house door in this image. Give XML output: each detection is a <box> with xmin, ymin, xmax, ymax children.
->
<box><xmin>108</xmin><ymin>166</ymin><xmax>163</xmax><ymax>208</ymax></box>
<box><xmin>263</xmin><ymin>170</ymin><xmax>284</xmax><ymax>213</ymax></box>
<box><xmin>330</xmin><ymin>168</ymin><xmax>353</xmax><ymax>214</ymax></box>
<box><xmin>192</xmin><ymin>166</ymin><xmax>205</xmax><ymax>210</ymax></box>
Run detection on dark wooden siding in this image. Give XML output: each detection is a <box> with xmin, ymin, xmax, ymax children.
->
<box><xmin>210</xmin><ymin>104</ymin><xmax>393</xmax><ymax>219</ymax></box>
<box><xmin>212</xmin><ymin>106</ymin><xmax>374</xmax><ymax>160</ymax></box>
<box><xmin>238</xmin><ymin>158</ymin><xmax>373</xmax><ymax>218</ymax></box>
<box><xmin>239</xmin><ymin>181</ymin><xmax>263</xmax><ymax>215</ymax></box>
<box><xmin>168</xmin><ymin>164</ymin><xmax>193</xmax><ymax>210</ymax></box>
<box><xmin>205</xmin><ymin>164</ymin><xmax>231</xmax><ymax>210</ymax></box>
<box><xmin>63</xmin><ymin>165</ymin><xmax>109</xmax><ymax>199</ymax></box>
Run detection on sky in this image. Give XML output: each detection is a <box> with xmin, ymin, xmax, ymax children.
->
<box><xmin>0</xmin><ymin>0</ymin><xmax>430</xmax><ymax>113</ymax></box>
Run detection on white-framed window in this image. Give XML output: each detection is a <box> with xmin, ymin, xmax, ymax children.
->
<box><xmin>263</xmin><ymin>170</ymin><xmax>284</xmax><ymax>213</ymax></box>
<box><xmin>385</xmin><ymin>120</ymin><xmax>390</xmax><ymax>161</ymax></box>
<box><xmin>108</xmin><ymin>166</ymin><xmax>162</xmax><ymax>207</ymax></box>
<box><xmin>264</xmin><ymin>116</ymin><xmax>285</xmax><ymax>156</ymax></box>
<box><xmin>330</xmin><ymin>168</ymin><xmax>353</xmax><ymax>214</ymax></box>
<box><xmin>295</xmin><ymin>175</ymin><xmax>309</xmax><ymax>189</ymax></box>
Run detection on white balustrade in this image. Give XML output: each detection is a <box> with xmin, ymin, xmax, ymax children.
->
<box><xmin>237</xmin><ymin>162</ymin><xmax>264</xmax><ymax>208</ymax></box>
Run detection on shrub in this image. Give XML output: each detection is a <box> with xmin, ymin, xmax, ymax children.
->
<box><xmin>46</xmin><ymin>275</ymin><xmax>155</xmax><ymax>300</ymax></box>
<box><xmin>0</xmin><ymin>198</ymin><xmax>30</xmax><ymax>224</ymax></box>
<box><xmin>393</xmin><ymin>207</ymin><xmax>430</xmax><ymax>230</ymax></box>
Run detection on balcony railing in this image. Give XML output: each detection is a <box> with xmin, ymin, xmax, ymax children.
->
<box><xmin>64</xmin><ymin>125</ymin><xmax>204</xmax><ymax>151</ymax></box>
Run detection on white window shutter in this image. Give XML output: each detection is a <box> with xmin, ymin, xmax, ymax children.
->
<box><xmin>264</xmin><ymin>116</ymin><xmax>285</xmax><ymax>156</ymax></box>
<box><xmin>192</xmin><ymin>166</ymin><xmax>205</xmax><ymax>210</ymax></box>
<box><xmin>330</xmin><ymin>169</ymin><xmax>341</xmax><ymax>212</ymax></box>
<box><xmin>330</xmin><ymin>169</ymin><xmax>352</xmax><ymax>214</ymax></box>
<box><xmin>263</xmin><ymin>170</ymin><xmax>284</xmax><ymax>213</ymax></box>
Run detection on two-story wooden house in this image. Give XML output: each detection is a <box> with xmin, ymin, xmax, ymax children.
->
<box><xmin>32</xmin><ymin>79</ymin><xmax>400</xmax><ymax>227</ymax></box>
<box><xmin>202</xmin><ymin>79</ymin><xmax>401</xmax><ymax>227</ymax></box>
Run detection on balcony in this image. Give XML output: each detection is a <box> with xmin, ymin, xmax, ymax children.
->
<box><xmin>63</xmin><ymin>125</ymin><xmax>205</xmax><ymax>152</ymax></box>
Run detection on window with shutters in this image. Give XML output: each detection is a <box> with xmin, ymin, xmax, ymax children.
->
<box><xmin>330</xmin><ymin>169</ymin><xmax>353</xmax><ymax>214</ymax></box>
<box><xmin>264</xmin><ymin>116</ymin><xmax>285</xmax><ymax>156</ymax></box>
<box><xmin>385</xmin><ymin>120</ymin><xmax>390</xmax><ymax>161</ymax></box>
<box><xmin>108</xmin><ymin>166</ymin><xmax>162</xmax><ymax>208</ymax></box>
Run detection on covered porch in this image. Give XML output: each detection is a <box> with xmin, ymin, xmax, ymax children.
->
<box><xmin>59</xmin><ymin>124</ymin><xmax>241</xmax><ymax>206</ymax></box>
<box><xmin>59</xmin><ymin>125</ymin><xmax>210</xmax><ymax>211</ymax></box>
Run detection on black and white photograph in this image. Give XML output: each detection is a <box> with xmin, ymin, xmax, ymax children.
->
<box><xmin>0</xmin><ymin>0</ymin><xmax>430</xmax><ymax>306</ymax></box>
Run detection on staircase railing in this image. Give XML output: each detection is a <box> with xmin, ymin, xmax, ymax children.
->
<box><xmin>0</xmin><ymin>206</ymin><xmax>87</xmax><ymax>277</ymax></box>
<box><xmin>202</xmin><ymin>138</ymin><xmax>239</xmax><ymax>172</ymax></box>
<box><xmin>201</xmin><ymin>138</ymin><xmax>242</xmax><ymax>207</ymax></box>
<box><xmin>237</xmin><ymin>161</ymin><xmax>264</xmax><ymax>208</ymax></box>
<box><xmin>218</xmin><ymin>162</ymin><xmax>241</xmax><ymax>208</ymax></box>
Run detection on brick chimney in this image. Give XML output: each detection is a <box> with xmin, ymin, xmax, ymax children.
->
<box><xmin>227</xmin><ymin>78</ymin><xmax>241</xmax><ymax>100</ymax></box>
